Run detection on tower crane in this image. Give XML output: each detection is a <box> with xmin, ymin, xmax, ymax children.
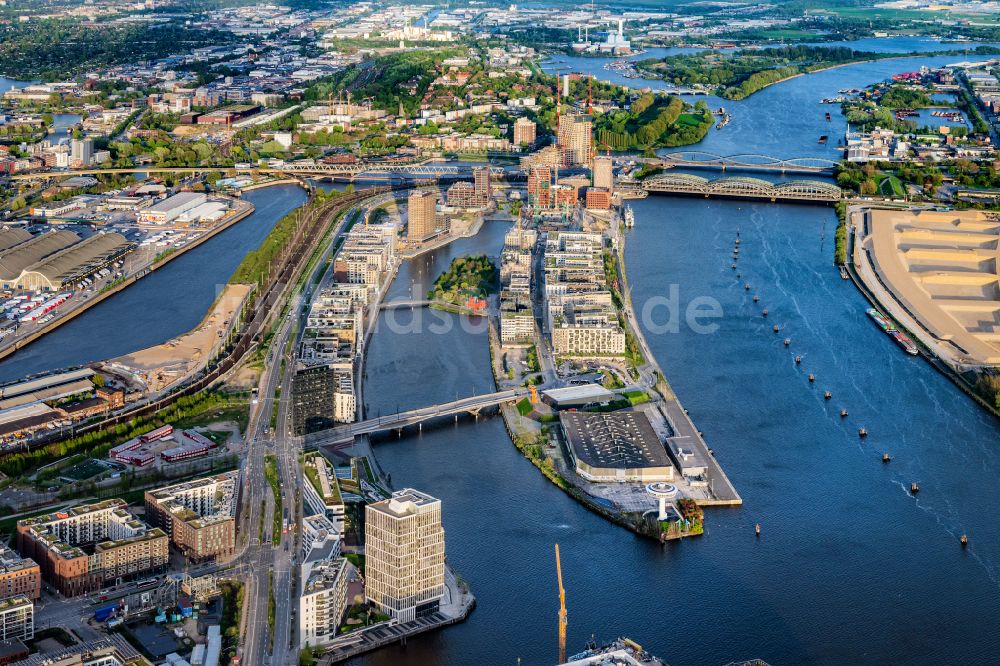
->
<box><xmin>555</xmin><ymin>543</ymin><xmax>568</xmax><ymax>664</ymax></box>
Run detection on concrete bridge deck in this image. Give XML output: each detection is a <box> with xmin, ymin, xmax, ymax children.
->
<box><xmin>305</xmin><ymin>388</ymin><xmax>530</xmax><ymax>445</ymax></box>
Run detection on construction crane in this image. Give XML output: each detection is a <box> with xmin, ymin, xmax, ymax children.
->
<box><xmin>555</xmin><ymin>543</ymin><xmax>568</xmax><ymax>664</ymax></box>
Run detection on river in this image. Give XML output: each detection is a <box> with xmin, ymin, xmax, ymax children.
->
<box><xmin>352</xmin><ymin>51</ymin><xmax>1000</xmax><ymax>666</ymax></box>
<box><xmin>0</xmin><ymin>185</ymin><xmax>308</xmax><ymax>383</ymax></box>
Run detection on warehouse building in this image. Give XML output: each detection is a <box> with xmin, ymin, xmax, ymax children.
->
<box><xmin>14</xmin><ymin>232</ymin><xmax>132</xmax><ymax>291</ymax></box>
<box><xmin>0</xmin><ymin>229</ymin><xmax>31</xmax><ymax>253</ymax></box>
<box><xmin>137</xmin><ymin>192</ymin><xmax>207</xmax><ymax>224</ymax></box>
<box><xmin>560</xmin><ymin>411</ymin><xmax>675</xmax><ymax>483</ymax></box>
<box><xmin>0</xmin><ymin>230</ymin><xmax>80</xmax><ymax>289</ymax></box>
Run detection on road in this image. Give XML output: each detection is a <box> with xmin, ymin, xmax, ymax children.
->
<box><xmin>239</xmin><ymin>192</ymin><xmax>374</xmax><ymax>666</ymax></box>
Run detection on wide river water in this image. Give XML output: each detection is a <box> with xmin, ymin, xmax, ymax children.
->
<box><xmin>0</xmin><ymin>185</ymin><xmax>308</xmax><ymax>383</ymax></box>
<box><xmin>354</xmin><ymin>48</ymin><xmax>1000</xmax><ymax>666</ymax></box>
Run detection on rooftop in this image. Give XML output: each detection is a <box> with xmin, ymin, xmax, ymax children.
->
<box><xmin>561</xmin><ymin>411</ymin><xmax>672</xmax><ymax>471</ymax></box>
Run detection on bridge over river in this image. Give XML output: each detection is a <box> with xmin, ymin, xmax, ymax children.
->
<box><xmin>642</xmin><ymin>172</ymin><xmax>843</xmax><ymax>203</ymax></box>
<box><xmin>645</xmin><ymin>151</ymin><xmax>839</xmax><ymax>174</ymax></box>
<box><xmin>304</xmin><ymin>388</ymin><xmax>530</xmax><ymax>446</ymax></box>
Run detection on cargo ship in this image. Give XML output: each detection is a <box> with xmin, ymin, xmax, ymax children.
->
<box><xmin>866</xmin><ymin>308</ymin><xmax>918</xmax><ymax>355</ymax></box>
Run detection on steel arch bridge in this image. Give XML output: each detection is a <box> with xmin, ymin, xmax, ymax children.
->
<box><xmin>656</xmin><ymin>151</ymin><xmax>839</xmax><ymax>173</ymax></box>
<box><xmin>642</xmin><ymin>173</ymin><xmax>843</xmax><ymax>202</ymax></box>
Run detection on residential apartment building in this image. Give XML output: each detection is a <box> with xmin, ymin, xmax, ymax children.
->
<box><xmin>299</xmin><ymin>557</ymin><xmax>349</xmax><ymax>650</ymax></box>
<box><xmin>408</xmin><ymin>189</ymin><xmax>440</xmax><ymax>242</ymax></box>
<box><xmin>558</xmin><ymin>114</ymin><xmax>593</xmax><ymax>166</ymax></box>
<box><xmin>0</xmin><ymin>596</ymin><xmax>33</xmax><ymax>643</ymax></box>
<box><xmin>0</xmin><ymin>549</ymin><xmax>40</xmax><ymax>601</ymax></box>
<box><xmin>365</xmin><ymin>489</ymin><xmax>445</xmax><ymax>623</ymax></box>
<box><xmin>144</xmin><ymin>472</ymin><xmax>238</xmax><ymax>563</ymax></box>
<box><xmin>16</xmin><ymin>500</ymin><xmax>168</xmax><ymax>596</ymax></box>
<box><xmin>302</xmin><ymin>452</ymin><xmax>346</xmax><ymax>530</ymax></box>
<box><xmin>514</xmin><ymin>117</ymin><xmax>537</xmax><ymax>147</ymax></box>
<box><xmin>543</xmin><ymin>231</ymin><xmax>625</xmax><ymax>357</ymax></box>
<box><xmin>592</xmin><ymin>156</ymin><xmax>614</xmax><ymax>191</ymax></box>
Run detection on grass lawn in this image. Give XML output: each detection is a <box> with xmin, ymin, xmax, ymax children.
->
<box><xmin>755</xmin><ymin>29</ymin><xmax>821</xmax><ymax>40</ymax></box>
<box><xmin>676</xmin><ymin>113</ymin><xmax>705</xmax><ymax>127</ymax></box>
<box><xmin>878</xmin><ymin>174</ymin><xmax>906</xmax><ymax>198</ymax></box>
<box><xmin>516</xmin><ymin>398</ymin><xmax>534</xmax><ymax>417</ymax></box>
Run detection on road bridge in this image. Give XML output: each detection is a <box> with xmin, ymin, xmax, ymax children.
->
<box><xmin>642</xmin><ymin>172</ymin><xmax>843</xmax><ymax>203</ymax></box>
<box><xmin>647</xmin><ymin>151</ymin><xmax>839</xmax><ymax>174</ymax></box>
<box><xmin>305</xmin><ymin>388</ymin><xmax>529</xmax><ymax>445</ymax></box>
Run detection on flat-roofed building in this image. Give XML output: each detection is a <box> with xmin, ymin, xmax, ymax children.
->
<box><xmin>291</xmin><ymin>364</ymin><xmax>356</xmax><ymax>435</ymax></box>
<box><xmin>302</xmin><ymin>452</ymin><xmax>345</xmax><ymax>529</ymax></box>
<box><xmin>592</xmin><ymin>156</ymin><xmax>614</xmax><ymax>191</ymax></box>
<box><xmin>0</xmin><ymin>549</ymin><xmax>40</xmax><ymax>601</ymax></box>
<box><xmin>136</xmin><ymin>192</ymin><xmax>208</xmax><ymax>224</ymax></box>
<box><xmin>514</xmin><ymin>117</ymin><xmax>536</xmax><ymax>147</ymax></box>
<box><xmin>0</xmin><ymin>595</ymin><xmax>33</xmax><ymax>643</ymax></box>
<box><xmin>16</xmin><ymin>499</ymin><xmax>167</xmax><ymax>596</ymax></box>
<box><xmin>144</xmin><ymin>472</ymin><xmax>238</xmax><ymax>563</ymax></box>
<box><xmin>365</xmin><ymin>488</ymin><xmax>445</xmax><ymax>623</ymax></box>
<box><xmin>407</xmin><ymin>189</ymin><xmax>439</xmax><ymax>242</ymax></box>
<box><xmin>561</xmin><ymin>411</ymin><xmax>674</xmax><ymax>483</ymax></box>
<box><xmin>298</xmin><ymin>557</ymin><xmax>349</xmax><ymax>650</ymax></box>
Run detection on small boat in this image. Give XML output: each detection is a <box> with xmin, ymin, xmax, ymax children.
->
<box><xmin>808</xmin><ymin>373</ymin><xmax>815</xmax><ymax>382</ymax></box>
<box><xmin>752</xmin><ymin>295</ymin><xmax>760</xmax><ymax>303</ymax></box>
<box><xmin>772</xmin><ymin>324</ymin><xmax>780</xmax><ymax>333</ymax></box>
<box><xmin>859</xmin><ymin>427</ymin><xmax>868</xmax><ymax>438</ymax></box>
<box><xmin>838</xmin><ymin>265</ymin><xmax>849</xmax><ymax>280</ymax></box>
<box><xmin>961</xmin><ymin>534</ymin><xmax>968</xmax><ymax>547</ymax></box>
<box><xmin>825</xmin><ymin>112</ymin><xmax>832</xmax><ymax>121</ymax></box>
<box><xmin>784</xmin><ymin>338</ymin><xmax>791</xmax><ymax>347</ymax></box>
<box><xmin>762</xmin><ymin>309</ymin><xmax>769</xmax><ymax>317</ymax></box>
<box><xmin>824</xmin><ymin>390</ymin><xmax>832</xmax><ymax>400</ymax></box>
<box><xmin>744</xmin><ymin>283</ymin><xmax>751</xmax><ymax>290</ymax></box>
<box><xmin>735</xmin><ymin>238</ymin><xmax>741</xmax><ymax>245</ymax></box>
<box><xmin>840</xmin><ymin>409</ymin><xmax>848</xmax><ymax>418</ymax></box>
<box><xmin>910</xmin><ymin>482</ymin><xmax>919</xmax><ymax>494</ymax></box>
<box><xmin>733</xmin><ymin>247</ymin><xmax>739</xmax><ymax>254</ymax></box>
<box><xmin>818</xmin><ymin>135</ymin><xmax>828</xmax><ymax>144</ymax></box>
<box><xmin>882</xmin><ymin>452</ymin><xmax>891</xmax><ymax>463</ymax></box>
<box><xmin>795</xmin><ymin>355</ymin><xmax>802</xmax><ymax>364</ymax></box>
<box><xmin>755</xmin><ymin>523</ymin><xmax>761</xmax><ymax>537</ymax></box>
<box><xmin>736</xmin><ymin>273</ymin><xmax>742</xmax><ymax>279</ymax></box>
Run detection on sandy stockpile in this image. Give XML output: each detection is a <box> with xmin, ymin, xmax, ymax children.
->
<box><xmin>112</xmin><ymin>284</ymin><xmax>252</xmax><ymax>393</ymax></box>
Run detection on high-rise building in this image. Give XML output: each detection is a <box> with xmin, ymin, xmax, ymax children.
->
<box><xmin>291</xmin><ymin>364</ymin><xmax>356</xmax><ymax>435</ymax></box>
<box><xmin>528</xmin><ymin>165</ymin><xmax>552</xmax><ymax>207</ymax></box>
<box><xmin>473</xmin><ymin>166</ymin><xmax>493</xmax><ymax>203</ymax></box>
<box><xmin>407</xmin><ymin>190</ymin><xmax>439</xmax><ymax>242</ymax></box>
<box><xmin>559</xmin><ymin>115</ymin><xmax>593</xmax><ymax>167</ymax></box>
<box><xmin>365</xmin><ymin>488</ymin><xmax>445</xmax><ymax>623</ymax></box>
<box><xmin>514</xmin><ymin>117</ymin><xmax>537</xmax><ymax>147</ymax></box>
<box><xmin>70</xmin><ymin>138</ymin><xmax>93</xmax><ymax>167</ymax></box>
<box><xmin>593</xmin><ymin>156</ymin><xmax>614</xmax><ymax>192</ymax></box>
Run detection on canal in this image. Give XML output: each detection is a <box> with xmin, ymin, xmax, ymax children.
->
<box><xmin>354</xmin><ymin>53</ymin><xmax>1000</xmax><ymax>666</ymax></box>
<box><xmin>0</xmin><ymin>184</ymin><xmax>308</xmax><ymax>383</ymax></box>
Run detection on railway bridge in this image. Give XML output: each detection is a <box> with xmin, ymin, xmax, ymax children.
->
<box><xmin>646</xmin><ymin>151</ymin><xmax>839</xmax><ymax>174</ymax></box>
<box><xmin>642</xmin><ymin>172</ymin><xmax>843</xmax><ymax>203</ymax></box>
